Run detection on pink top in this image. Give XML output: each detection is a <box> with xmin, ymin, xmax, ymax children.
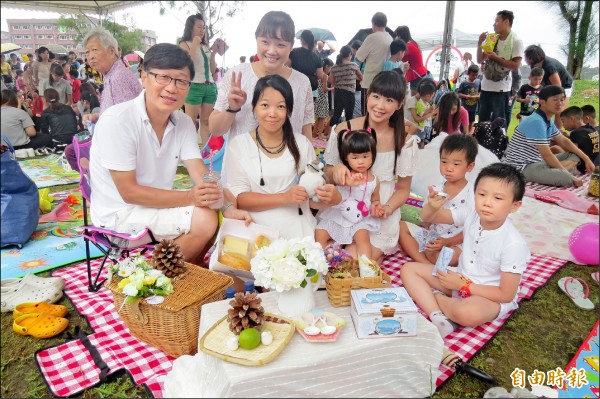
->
<box><xmin>446</xmin><ymin>107</ymin><xmax>470</xmax><ymax>134</ymax></box>
<box><xmin>99</xmin><ymin>58</ymin><xmax>142</xmax><ymax>115</ymax></box>
<box><xmin>402</xmin><ymin>42</ymin><xmax>427</xmax><ymax>82</ymax></box>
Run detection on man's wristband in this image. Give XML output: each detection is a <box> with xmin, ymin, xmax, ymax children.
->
<box><xmin>226</xmin><ymin>106</ymin><xmax>241</xmax><ymax>113</ymax></box>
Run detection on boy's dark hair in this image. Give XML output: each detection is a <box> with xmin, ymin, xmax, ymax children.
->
<box><xmin>16</xmin><ymin>70</ymin><xmax>23</xmax><ymax>76</ymax></box>
<box><xmin>530</xmin><ymin>67</ymin><xmax>544</xmax><ymax>77</ymax></box>
<box><xmin>143</xmin><ymin>43</ymin><xmax>195</xmax><ymax>81</ymax></box>
<box><xmin>560</xmin><ymin>106</ymin><xmax>583</xmax><ymax>119</ymax></box>
<box><xmin>255</xmin><ymin>11</ymin><xmax>295</xmax><ymax>44</ymax></box>
<box><xmin>539</xmin><ymin>85</ymin><xmax>564</xmax><ymax>100</ymax></box>
<box><xmin>1</xmin><ymin>89</ymin><xmax>18</xmax><ymax>107</ymax></box>
<box><xmin>467</xmin><ymin>64</ymin><xmax>479</xmax><ymax>74</ymax></box>
<box><xmin>338</xmin><ymin>129</ymin><xmax>378</xmax><ymax>171</ymax></box>
<box><xmin>581</xmin><ymin>104</ymin><xmax>596</xmax><ymax>120</ymax></box>
<box><xmin>251</xmin><ymin>74</ymin><xmax>300</xmax><ymax>172</ymax></box>
<box><xmin>322</xmin><ymin>58</ymin><xmax>334</xmax><ymax>68</ymax></box>
<box><xmin>417</xmin><ymin>78</ymin><xmax>436</xmax><ymax>96</ymax></box>
<box><xmin>475</xmin><ymin>163</ymin><xmax>525</xmax><ymax>201</ymax></box>
<box><xmin>390</xmin><ymin>39</ymin><xmax>407</xmax><ymax>56</ymax></box>
<box><xmin>350</xmin><ymin>40</ymin><xmax>362</xmax><ymax>50</ymax></box>
<box><xmin>371</xmin><ymin>12</ymin><xmax>387</xmax><ymax>28</ymax></box>
<box><xmin>497</xmin><ymin>10</ymin><xmax>515</xmax><ymax>27</ymax></box>
<box><xmin>439</xmin><ymin>134</ymin><xmax>478</xmax><ymax>164</ymax></box>
<box><xmin>524</xmin><ymin>45</ymin><xmax>545</xmax><ymax>65</ymax></box>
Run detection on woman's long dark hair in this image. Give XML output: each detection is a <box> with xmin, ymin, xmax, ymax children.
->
<box><xmin>364</xmin><ymin>70</ymin><xmax>407</xmax><ymax>176</ymax></box>
<box><xmin>43</xmin><ymin>88</ymin><xmax>65</xmax><ymax>112</ymax></box>
<box><xmin>251</xmin><ymin>74</ymin><xmax>300</xmax><ymax>172</ymax></box>
<box><xmin>395</xmin><ymin>26</ymin><xmax>420</xmax><ymax>51</ymax></box>
<box><xmin>435</xmin><ymin>92</ymin><xmax>461</xmax><ymax>134</ymax></box>
<box><xmin>181</xmin><ymin>14</ymin><xmax>207</xmax><ymax>44</ymax></box>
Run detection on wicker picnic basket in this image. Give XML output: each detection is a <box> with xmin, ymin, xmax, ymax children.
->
<box><xmin>105</xmin><ymin>262</ymin><xmax>233</xmax><ymax>358</ymax></box>
<box><xmin>325</xmin><ymin>260</ymin><xmax>392</xmax><ymax>307</ymax></box>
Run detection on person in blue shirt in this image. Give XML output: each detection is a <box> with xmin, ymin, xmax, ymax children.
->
<box><xmin>502</xmin><ymin>85</ymin><xmax>595</xmax><ymax>187</ymax></box>
<box><xmin>383</xmin><ymin>39</ymin><xmax>407</xmax><ymax>72</ymax></box>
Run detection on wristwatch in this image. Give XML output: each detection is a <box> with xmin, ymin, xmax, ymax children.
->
<box><xmin>226</xmin><ymin>105</ymin><xmax>241</xmax><ymax>113</ymax></box>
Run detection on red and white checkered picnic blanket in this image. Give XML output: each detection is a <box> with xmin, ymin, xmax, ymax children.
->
<box><xmin>379</xmin><ymin>250</ymin><xmax>566</xmax><ymax>386</ymax></box>
<box><xmin>36</xmin><ymin>251</ymin><xmax>565</xmax><ymax>397</ymax></box>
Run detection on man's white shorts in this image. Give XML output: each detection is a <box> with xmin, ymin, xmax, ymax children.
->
<box><xmin>114</xmin><ymin>205</ymin><xmax>195</xmax><ymax>241</ymax></box>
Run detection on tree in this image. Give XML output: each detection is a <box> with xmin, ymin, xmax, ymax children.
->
<box><xmin>58</xmin><ymin>14</ymin><xmax>143</xmax><ymax>55</ymax></box>
<box><xmin>546</xmin><ymin>0</ymin><xmax>599</xmax><ymax>79</ymax></box>
<box><xmin>158</xmin><ymin>0</ymin><xmax>245</xmax><ymax>41</ymax></box>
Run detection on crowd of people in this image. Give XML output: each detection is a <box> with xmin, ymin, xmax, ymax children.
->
<box><xmin>1</xmin><ymin>7</ymin><xmax>598</xmax><ymax>339</ymax></box>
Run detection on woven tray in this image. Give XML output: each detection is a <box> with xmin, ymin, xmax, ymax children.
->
<box><xmin>199</xmin><ymin>312</ymin><xmax>295</xmax><ymax>366</ymax></box>
<box><xmin>105</xmin><ymin>262</ymin><xmax>233</xmax><ymax>358</ymax></box>
<box><xmin>326</xmin><ymin>271</ymin><xmax>392</xmax><ymax>307</ymax></box>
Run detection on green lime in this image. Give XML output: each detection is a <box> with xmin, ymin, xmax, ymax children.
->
<box><xmin>238</xmin><ymin>328</ymin><xmax>261</xmax><ymax>350</ymax></box>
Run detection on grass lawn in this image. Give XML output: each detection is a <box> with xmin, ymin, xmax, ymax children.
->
<box><xmin>1</xmin><ymin>83</ymin><xmax>599</xmax><ymax>398</ymax></box>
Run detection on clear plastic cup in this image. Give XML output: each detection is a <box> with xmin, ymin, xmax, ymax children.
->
<box><xmin>202</xmin><ymin>171</ymin><xmax>224</xmax><ymax>210</ymax></box>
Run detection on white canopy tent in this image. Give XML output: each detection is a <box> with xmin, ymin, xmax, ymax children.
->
<box><xmin>1</xmin><ymin>1</ymin><xmax>149</xmax><ymax>24</ymax></box>
<box><xmin>414</xmin><ymin>28</ymin><xmax>480</xmax><ymax>52</ymax></box>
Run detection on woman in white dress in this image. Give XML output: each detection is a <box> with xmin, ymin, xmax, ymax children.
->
<box><xmin>323</xmin><ymin>71</ymin><xmax>420</xmax><ymax>263</ymax></box>
<box><xmin>224</xmin><ymin>75</ymin><xmax>317</xmax><ymax>239</ymax></box>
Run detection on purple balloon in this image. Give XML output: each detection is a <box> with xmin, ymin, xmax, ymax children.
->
<box><xmin>568</xmin><ymin>223</ymin><xmax>600</xmax><ymax>265</ymax></box>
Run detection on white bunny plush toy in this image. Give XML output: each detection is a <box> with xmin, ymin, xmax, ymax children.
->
<box><xmin>298</xmin><ymin>160</ymin><xmax>327</xmax><ymax>202</ymax></box>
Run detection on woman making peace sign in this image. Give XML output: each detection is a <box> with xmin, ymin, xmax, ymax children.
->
<box><xmin>208</xmin><ymin>11</ymin><xmax>314</xmax><ymax>142</ymax></box>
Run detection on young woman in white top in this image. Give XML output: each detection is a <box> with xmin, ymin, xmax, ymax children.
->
<box><xmin>323</xmin><ymin>70</ymin><xmax>420</xmax><ymax>264</ymax></box>
<box><xmin>224</xmin><ymin>74</ymin><xmax>317</xmax><ymax>239</ymax></box>
<box><xmin>209</xmin><ymin>11</ymin><xmax>314</xmax><ymax>143</ymax></box>
<box><xmin>179</xmin><ymin>13</ymin><xmax>218</xmax><ymax>146</ymax></box>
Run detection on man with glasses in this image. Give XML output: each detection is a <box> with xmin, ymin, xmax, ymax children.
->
<box><xmin>89</xmin><ymin>43</ymin><xmax>251</xmax><ymax>267</ymax></box>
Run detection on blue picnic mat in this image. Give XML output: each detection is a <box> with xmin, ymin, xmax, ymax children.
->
<box><xmin>556</xmin><ymin>320</ymin><xmax>599</xmax><ymax>397</ymax></box>
<box><xmin>0</xmin><ymin>189</ymin><xmax>102</xmax><ymax>279</ymax></box>
<box><xmin>19</xmin><ymin>154</ymin><xmax>80</xmax><ymax>188</ymax></box>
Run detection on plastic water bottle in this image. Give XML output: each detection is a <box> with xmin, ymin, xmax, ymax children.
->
<box><xmin>85</xmin><ymin>120</ymin><xmax>95</xmax><ymax>136</ymax></box>
<box><xmin>244</xmin><ymin>281</ymin><xmax>255</xmax><ymax>294</ymax></box>
<box><xmin>225</xmin><ymin>287</ymin><xmax>236</xmax><ymax>299</ymax></box>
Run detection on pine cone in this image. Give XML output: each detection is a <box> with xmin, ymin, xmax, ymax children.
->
<box><xmin>152</xmin><ymin>239</ymin><xmax>186</xmax><ymax>278</ymax></box>
<box><xmin>226</xmin><ymin>292</ymin><xmax>265</xmax><ymax>335</ymax></box>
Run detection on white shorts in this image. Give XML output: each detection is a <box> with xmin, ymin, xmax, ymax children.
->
<box><xmin>405</xmin><ymin>221</ymin><xmax>463</xmax><ymax>251</ymax></box>
<box><xmin>451</xmin><ymin>290</ymin><xmax>518</xmax><ymax>320</ymax></box>
<box><xmin>114</xmin><ymin>205</ymin><xmax>195</xmax><ymax>241</ymax></box>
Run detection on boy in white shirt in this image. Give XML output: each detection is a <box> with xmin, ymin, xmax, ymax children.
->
<box><xmin>399</xmin><ymin>134</ymin><xmax>478</xmax><ymax>266</ymax></box>
<box><xmin>401</xmin><ymin>163</ymin><xmax>530</xmax><ymax>338</ymax></box>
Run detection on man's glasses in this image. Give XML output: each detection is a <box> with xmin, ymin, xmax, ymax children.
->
<box><xmin>147</xmin><ymin>71</ymin><xmax>191</xmax><ymax>90</ymax></box>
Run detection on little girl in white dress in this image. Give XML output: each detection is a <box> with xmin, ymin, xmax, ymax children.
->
<box><xmin>315</xmin><ymin>129</ymin><xmax>381</xmax><ymax>259</ymax></box>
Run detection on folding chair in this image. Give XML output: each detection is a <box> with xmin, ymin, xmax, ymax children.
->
<box><xmin>73</xmin><ymin>136</ymin><xmax>158</xmax><ymax>292</ymax></box>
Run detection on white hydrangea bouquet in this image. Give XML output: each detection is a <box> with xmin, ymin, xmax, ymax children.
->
<box><xmin>250</xmin><ymin>236</ymin><xmax>329</xmax><ymax>292</ymax></box>
<box><xmin>108</xmin><ymin>255</ymin><xmax>174</xmax><ymax>304</ymax></box>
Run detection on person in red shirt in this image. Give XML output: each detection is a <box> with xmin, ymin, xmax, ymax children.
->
<box><xmin>70</xmin><ymin>70</ymin><xmax>82</xmax><ymax>103</ymax></box>
<box><xmin>435</xmin><ymin>92</ymin><xmax>470</xmax><ymax>135</ymax></box>
<box><xmin>395</xmin><ymin>25</ymin><xmax>433</xmax><ymax>96</ymax></box>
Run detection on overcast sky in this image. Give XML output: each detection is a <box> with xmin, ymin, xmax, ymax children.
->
<box><xmin>2</xmin><ymin>1</ymin><xmax>599</xmax><ymax>69</ymax></box>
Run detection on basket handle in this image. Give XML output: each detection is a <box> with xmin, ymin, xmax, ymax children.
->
<box><xmin>129</xmin><ymin>298</ymin><xmax>148</xmax><ymax>325</ymax></box>
<box><xmin>349</xmin><ymin>272</ymin><xmax>392</xmax><ymax>289</ymax></box>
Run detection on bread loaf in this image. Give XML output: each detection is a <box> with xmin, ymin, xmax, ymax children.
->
<box><xmin>218</xmin><ymin>252</ymin><xmax>251</xmax><ymax>271</ymax></box>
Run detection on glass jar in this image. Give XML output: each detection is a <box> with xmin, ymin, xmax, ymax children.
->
<box><xmin>588</xmin><ymin>166</ymin><xmax>599</xmax><ymax>198</ymax></box>
<box><xmin>202</xmin><ymin>171</ymin><xmax>224</xmax><ymax>210</ymax></box>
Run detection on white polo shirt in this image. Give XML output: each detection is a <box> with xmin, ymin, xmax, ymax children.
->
<box><xmin>450</xmin><ymin>207</ymin><xmax>530</xmax><ymax>299</ymax></box>
<box><xmin>89</xmin><ymin>90</ymin><xmax>201</xmax><ymax>229</ymax></box>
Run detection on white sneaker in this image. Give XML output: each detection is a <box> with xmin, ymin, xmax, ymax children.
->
<box><xmin>1</xmin><ymin>273</ymin><xmax>65</xmax><ymax>291</ymax></box>
<box><xmin>0</xmin><ymin>283</ymin><xmax>63</xmax><ymax>313</ymax></box>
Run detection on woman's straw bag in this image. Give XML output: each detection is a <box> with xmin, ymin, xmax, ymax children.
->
<box><xmin>105</xmin><ymin>262</ymin><xmax>233</xmax><ymax>358</ymax></box>
<box><xmin>325</xmin><ymin>259</ymin><xmax>392</xmax><ymax>307</ymax></box>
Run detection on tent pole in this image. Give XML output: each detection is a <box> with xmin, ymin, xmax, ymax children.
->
<box><xmin>439</xmin><ymin>0</ymin><xmax>455</xmax><ymax>81</ymax></box>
